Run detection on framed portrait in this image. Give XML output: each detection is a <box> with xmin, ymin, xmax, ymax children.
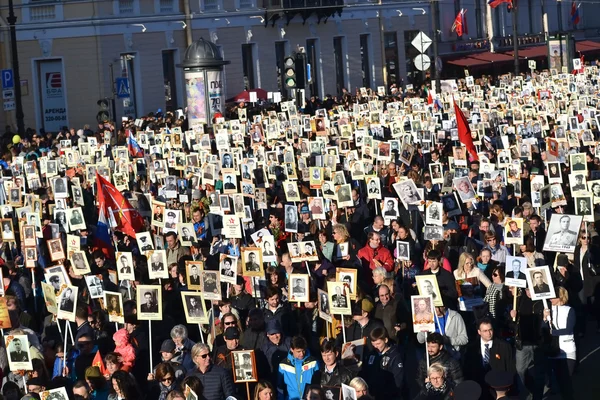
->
<box><xmin>231</xmin><ymin>350</ymin><xmax>258</xmax><ymax>383</ymax></box>
<box><xmin>341</xmin><ymin>384</ymin><xmax>358</xmax><ymax>400</ymax></box>
<box><xmin>336</xmin><ymin>184</ymin><xmax>353</xmax><ymax>208</ymax></box>
<box><xmin>546</xmin><ymin>161</ymin><xmax>562</xmax><ymax>184</ymax></box>
<box><xmin>44</xmin><ymin>265</ymin><xmax>71</xmax><ymax>294</ymax></box>
<box><xmin>336</xmin><ymin>268</ymin><xmax>357</xmax><ymax>300</ymax></box>
<box><xmin>423</xmin><ymin>226</ymin><xmax>444</xmax><ymax>241</ymax></box>
<box><xmin>181</xmin><ymin>292</ymin><xmax>208</xmax><ymax>324</ymax></box>
<box><xmin>47</xmin><ymin>238</ymin><xmax>65</xmax><ymax>261</ymax></box>
<box><xmin>40</xmin><ymin>387</ymin><xmax>70</xmax><ymax>400</ymax></box>
<box><xmin>25</xmin><ymin>247</ymin><xmax>37</xmax><ymax>268</ymax></box>
<box><xmin>543</xmin><ymin>214</ymin><xmax>583</xmax><ymax>253</ymax></box>
<box><xmin>505</xmin><ymin>255</ymin><xmax>528</xmax><ymax>281</ymax></box>
<box><xmin>134</xmin><ymin>232</ymin><xmax>153</xmax><ymax>253</ymax></box>
<box><xmin>425</xmin><ymin>201</ymin><xmax>443</xmax><ymax>226</ymax></box>
<box><xmin>396</xmin><ymin>241</ymin><xmax>410</xmax><ymax>261</ymax></box>
<box><xmin>179</xmin><ymin>223</ymin><xmax>197</xmax><ymax>246</ymax></box>
<box><xmin>242</xmin><ymin>247</ymin><xmax>263</xmax><ymax>277</ymax></box>
<box><xmin>219</xmin><ymin>255</ymin><xmax>237</xmax><ymax>285</ymax></box>
<box><xmin>382</xmin><ymin>197</ymin><xmax>399</xmax><ymax>224</ymax></box>
<box><xmin>66</xmin><ymin>207</ymin><xmax>86</xmax><ymax>231</ymax></box>
<box><xmin>23</xmin><ymin>225</ymin><xmax>37</xmax><ymax>247</ymax></box>
<box><xmin>308</xmin><ymin>197</ymin><xmax>326</xmax><ymax>220</ymax></box>
<box><xmin>85</xmin><ymin>275</ymin><xmax>104</xmax><ymax>299</ymax></box>
<box><xmin>151</xmin><ymin>200</ymin><xmax>166</xmax><ymax>228</ymax></box>
<box><xmin>415</xmin><ymin>275</ymin><xmax>444</xmax><ymax>307</ymax></box>
<box><xmin>136</xmin><ymin>285</ymin><xmax>162</xmax><ymax>320</ymax></box>
<box><xmin>525</xmin><ymin>265</ymin><xmax>557</xmax><ymax>301</ymax></box>
<box><xmin>284</xmin><ymin>204</ymin><xmax>298</xmax><ymax>233</ymax></box>
<box><xmin>327</xmin><ymin>281</ymin><xmax>351</xmax><ymax>315</ymax></box>
<box><xmin>569</xmin><ymin>152</ymin><xmax>587</xmax><ymax>173</ymax></box>
<box><xmin>504</xmin><ymin>217</ymin><xmax>524</xmax><ymax>245</ymax></box>
<box><xmin>321</xmin><ymin>387</ymin><xmax>341</xmax><ymax>400</ymax></box>
<box><xmin>8</xmin><ymin>186</ymin><xmax>21</xmax><ymax>207</ymax></box>
<box><xmin>5</xmin><ymin>334</ymin><xmax>33</xmax><ymax>371</ymax></box>
<box><xmin>288</xmin><ymin>274</ymin><xmax>310</xmax><ymax>303</ymax></box>
<box><xmin>115</xmin><ymin>252</ymin><xmax>135</xmax><ymax>281</ymax></box>
<box><xmin>453</xmin><ymin>176</ymin><xmax>476</xmax><ymax>202</ymax></box>
<box><xmin>393</xmin><ymin>180</ymin><xmax>422</xmax><ymax>209</ymax></box>
<box><xmin>69</xmin><ymin>250</ymin><xmax>91</xmax><ymax>275</ymax></box>
<box><xmin>575</xmin><ymin>195</ymin><xmax>594</xmax><ymax>221</ymax></box>
<box><xmin>186</xmin><ymin>260</ymin><xmax>204</xmax><ymax>290</ymax></box>
<box><xmin>104</xmin><ymin>291</ymin><xmax>124</xmax><ymax>324</ymax></box>
<box><xmin>147</xmin><ymin>250</ymin><xmax>168</xmax><ymax>280</ymax></box>
<box><xmin>0</xmin><ymin>219</ymin><xmax>14</xmax><ymax>241</ymax></box>
<box><xmin>366</xmin><ymin>176</ymin><xmax>381</xmax><ymax>200</ymax></box>
<box><xmin>41</xmin><ymin>282</ymin><xmax>58</xmax><ymax>315</ymax></box>
<box><xmin>411</xmin><ymin>295</ymin><xmax>436</xmax><ymax>333</ymax></box>
<box><xmin>318</xmin><ymin>288</ymin><xmax>332</xmax><ymax>322</ymax></box>
<box><xmin>201</xmin><ymin>270</ymin><xmax>221</xmax><ymax>301</ymax></box>
<box><xmin>57</xmin><ymin>285</ymin><xmax>78</xmax><ymax>322</ymax></box>
<box><xmin>341</xmin><ymin>337</ymin><xmax>366</xmax><ymax>368</ymax></box>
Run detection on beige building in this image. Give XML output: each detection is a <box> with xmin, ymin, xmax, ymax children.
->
<box><xmin>0</xmin><ymin>0</ymin><xmax>430</xmax><ymax>131</ymax></box>
<box><xmin>2</xmin><ymin>0</ymin><xmax>600</xmax><ymax>132</ymax></box>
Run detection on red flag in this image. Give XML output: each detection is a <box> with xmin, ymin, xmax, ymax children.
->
<box><xmin>427</xmin><ymin>89</ymin><xmax>433</xmax><ymax>105</ymax></box>
<box><xmin>452</xmin><ymin>11</ymin><xmax>463</xmax><ymax>37</ymax></box>
<box><xmin>453</xmin><ymin>100</ymin><xmax>479</xmax><ymax>161</ymax></box>
<box><xmin>92</xmin><ymin>350</ymin><xmax>108</xmax><ymax>376</ymax></box>
<box><xmin>96</xmin><ymin>172</ymin><xmax>144</xmax><ymax>238</ymax></box>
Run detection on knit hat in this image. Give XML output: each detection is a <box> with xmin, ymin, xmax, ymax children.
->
<box><xmin>85</xmin><ymin>366</ymin><xmax>102</xmax><ymax>378</ymax></box>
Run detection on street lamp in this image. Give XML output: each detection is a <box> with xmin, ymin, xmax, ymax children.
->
<box><xmin>7</xmin><ymin>0</ymin><xmax>24</xmax><ymax>135</ymax></box>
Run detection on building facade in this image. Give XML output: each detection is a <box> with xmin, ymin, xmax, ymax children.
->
<box><xmin>1</xmin><ymin>0</ymin><xmax>600</xmax><ymax>131</ymax></box>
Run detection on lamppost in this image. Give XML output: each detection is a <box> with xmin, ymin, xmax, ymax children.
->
<box><xmin>512</xmin><ymin>1</ymin><xmax>519</xmax><ymax>75</ymax></box>
<box><xmin>7</xmin><ymin>0</ymin><xmax>24</xmax><ymax>135</ymax></box>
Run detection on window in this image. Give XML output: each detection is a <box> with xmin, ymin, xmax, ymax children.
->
<box><xmin>306</xmin><ymin>39</ymin><xmax>320</xmax><ymax>98</ymax></box>
<box><xmin>119</xmin><ymin>0</ymin><xmax>135</xmax><ymax>14</ymax></box>
<box><xmin>203</xmin><ymin>0</ymin><xmax>221</xmax><ymax>11</ymax></box>
<box><xmin>360</xmin><ymin>34</ymin><xmax>371</xmax><ymax>89</ymax></box>
<box><xmin>242</xmin><ymin>44</ymin><xmax>256</xmax><ymax>90</ymax></box>
<box><xmin>120</xmin><ymin>54</ymin><xmax>138</xmax><ymax>118</ymax></box>
<box><xmin>384</xmin><ymin>32</ymin><xmax>399</xmax><ymax>86</ymax></box>
<box><xmin>162</xmin><ymin>50</ymin><xmax>178</xmax><ymax>112</ymax></box>
<box><xmin>239</xmin><ymin>0</ymin><xmax>255</xmax><ymax>8</ymax></box>
<box><xmin>333</xmin><ymin>36</ymin><xmax>346</xmax><ymax>96</ymax></box>
<box><xmin>159</xmin><ymin>0</ymin><xmax>174</xmax><ymax>12</ymax></box>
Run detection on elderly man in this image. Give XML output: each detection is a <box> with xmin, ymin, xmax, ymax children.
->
<box><xmin>186</xmin><ymin>343</ymin><xmax>235</xmax><ymax>400</ymax></box>
<box><xmin>374</xmin><ymin>285</ymin><xmax>410</xmax><ymax>342</ymax></box>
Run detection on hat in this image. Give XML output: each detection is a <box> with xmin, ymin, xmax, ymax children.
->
<box><xmin>453</xmin><ymin>380</ymin><xmax>482</xmax><ymax>400</ymax></box>
<box><xmin>444</xmin><ymin>220</ymin><xmax>460</xmax><ymax>232</ymax></box>
<box><xmin>300</xmin><ymin>205</ymin><xmax>309</xmax><ymax>214</ymax></box>
<box><xmin>85</xmin><ymin>366</ymin><xmax>103</xmax><ymax>379</ymax></box>
<box><xmin>557</xmin><ymin>254</ymin><xmax>569</xmax><ymax>267</ymax></box>
<box><xmin>160</xmin><ymin>339</ymin><xmax>176</xmax><ymax>353</ymax></box>
<box><xmin>124</xmin><ymin>314</ymin><xmax>139</xmax><ymax>325</ymax></box>
<box><xmin>266</xmin><ymin>320</ymin><xmax>282</xmax><ymax>335</ymax></box>
<box><xmin>26</xmin><ymin>377</ymin><xmax>47</xmax><ymax>387</ymax></box>
<box><xmin>167</xmin><ymin>211</ymin><xmax>175</xmax><ymax>217</ymax></box>
<box><xmin>352</xmin><ymin>298</ymin><xmax>374</xmax><ymax>316</ymax></box>
<box><xmin>485</xmin><ymin>370</ymin><xmax>514</xmax><ymax>390</ymax></box>
<box><xmin>236</xmin><ymin>275</ymin><xmax>246</xmax><ymax>285</ymax></box>
<box><xmin>224</xmin><ymin>327</ymin><xmax>240</xmax><ymax>340</ymax></box>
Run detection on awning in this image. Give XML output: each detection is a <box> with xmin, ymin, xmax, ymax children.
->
<box><xmin>471</xmin><ymin>51</ymin><xmax>516</xmax><ymax>63</ymax></box>
<box><xmin>576</xmin><ymin>40</ymin><xmax>600</xmax><ymax>52</ymax></box>
<box><xmin>446</xmin><ymin>57</ymin><xmax>491</xmax><ymax>67</ymax></box>
<box><xmin>506</xmin><ymin>45</ymin><xmax>547</xmax><ymax>59</ymax></box>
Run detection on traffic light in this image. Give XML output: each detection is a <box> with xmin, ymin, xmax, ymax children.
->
<box><xmin>295</xmin><ymin>52</ymin><xmax>306</xmax><ymax>89</ymax></box>
<box><xmin>284</xmin><ymin>55</ymin><xmax>297</xmax><ymax>89</ymax></box>
<box><xmin>96</xmin><ymin>98</ymin><xmax>110</xmax><ymax>122</ymax></box>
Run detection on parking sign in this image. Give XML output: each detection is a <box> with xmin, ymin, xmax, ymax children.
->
<box><xmin>1</xmin><ymin>69</ymin><xmax>14</xmax><ymax>90</ymax></box>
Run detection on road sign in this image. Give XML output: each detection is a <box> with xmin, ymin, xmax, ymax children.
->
<box><xmin>411</xmin><ymin>32</ymin><xmax>432</xmax><ymax>54</ymax></box>
<box><xmin>2</xmin><ymin>89</ymin><xmax>14</xmax><ymax>100</ymax></box>
<box><xmin>414</xmin><ymin>54</ymin><xmax>431</xmax><ymax>71</ymax></box>
<box><xmin>116</xmin><ymin>77</ymin><xmax>130</xmax><ymax>98</ymax></box>
<box><xmin>3</xmin><ymin>101</ymin><xmax>15</xmax><ymax>111</ymax></box>
<box><xmin>1</xmin><ymin>69</ymin><xmax>14</xmax><ymax>90</ymax></box>
<box><xmin>529</xmin><ymin>60</ymin><xmax>537</xmax><ymax>70</ymax></box>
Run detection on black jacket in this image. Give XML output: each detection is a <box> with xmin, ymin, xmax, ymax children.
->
<box><xmin>417</xmin><ymin>350</ymin><xmax>463</xmax><ymax>387</ymax></box>
<box><xmin>507</xmin><ymin>291</ymin><xmax>545</xmax><ymax>346</ymax></box>
<box><xmin>263</xmin><ymin>304</ymin><xmax>296</xmax><ymax>337</ymax></box>
<box><xmin>420</xmin><ymin>269</ymin><xmax>458</xmax><ymax>310</ymax></box>
<box><xmin>335</xmin><ymin>318</ymin><xmax>385</xmax><ymax>355</ymax></box>
<box><xmin>463</xmin><ymin>339</ymin><xmax>515</xmax><ymax>386</ymax></box>
<box><xmin>320</xmin><ymin>363</ymin><xmax>354</xmax><ymax>386</ymax></box>
<box><xmin>361</xmin><ymin>344</ymin><xmax>405</xmax><ymax>400</ymax></box>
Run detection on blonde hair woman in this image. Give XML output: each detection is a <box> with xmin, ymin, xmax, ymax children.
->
<box><xmin>348</xmin><ymin>377</ymin><xmax>369</xmax><ymax>398</ymax></box>
<box><xmin>332</xmin><ymin>224</ymin><xmax>359</xmax><ymax>268</ymax></box>
<box><xmin>454</xmin><ymin>252</ymin><xmax>491</xmax><ymax>288</ymax></box>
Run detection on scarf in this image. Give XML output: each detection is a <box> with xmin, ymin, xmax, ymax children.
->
<box><xmin>159</xmin><ymin>382</ymin><xmax>176</xmax><ymax>400</ymax></box>
<box><xmin>425</xmin><ymin>380</ymin><xmax>448</xmax><ymax>394</ymax></box>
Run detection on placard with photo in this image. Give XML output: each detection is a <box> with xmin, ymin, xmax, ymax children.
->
<box><xmin>181</xmin><ymin>292</ymin><xmax>208</xmax><ymax>324</ymax></box>
<box><xmin>415</xmin><ymin>275</ymin><xmax>444</xmax><ymax>307</ymax></box>
<box><xmin>232</xmin><ymin>350</ymin><xmax>258</xmax><ymax>383</ymax></box>
<box><xmin>5</xmin><ymin>334</ymin><xmax>33</xmax><ymax>371</ymax></box>
<box><xmin>288</xmin><ymin>274</ymin><xmax>310</xmax><ymax>303</ymax></box>
<box><xmin>47</xmin><ymin>238</ymin><xmax>65</xmax><ymax>261</ymax></box>
<box><xmin>525</xmin><ymin>265</ymin><xmax>557</xmax><ymax>301</ymax></box>
<box><xmin>543</xmin><ymin>214</ymin><xmax>582</xmax><ymax>253</ymax></box>
<box><xmin>137</xmin><ymin>285</ymin><xmax>162</xmax><ymax>320</ymax></box>
<box><xmin>411</xmin><ymin>295</ymin><xmax>436</xmax><ymax>333</ymax></box>
<box><xmin>85</xmin><ymin>275</ymin><xmax>104</xmax><ymax>299</ymax></box>
<box><xmin>327</xmin><ymin>281</ymin><xmax>351</xmax><ymax>315</ymax></box>
<box><xmin>136</xmin><ymin>231</ymin><xmax>154</xmax><ymax>252</ymax></box>
<box><xmin>318</xmin><ymin>288</ymin><xmax>332</xmax><ymax>322</ymax></box>
<box><xmin>242</xmin><ymin>247</ymin><xmax>263</xmax><ymax>277</ymax></box>
<box><xmin>115</xmin><ymin>252</ymin><xmax>135</xmax><ymax>281</ymax></box>
<box><xmin>504</xmin><ymin>217</ymin><xmax>524</xmax><ymax>245</ymax></box>
<box><xmin>186</xmin><ymin>261</ymin><xmax>204</xmax><ymax>290</ymax></box>
<box><xmin>337</xmin><ymin>268</ymin><xmax>358</xmax><ymax>300</ymax></box>
<box><xmin>104</xmin><ymin>291</ymin><xmax>124</xmax><ymax>324</ymax></box>
<box><xmin>219</xmin><ymin>255</ymin><xmax>237</xmax><ymax>285</ymax></box>
<box><xmin>57</xmin><ymin>285</ymin><xmax>78</xmax><ymax>321</ymax></box>
<box><xmin>70</xmin><ymin>250</ymin><xmax>91</xmax><ymax>275</ymax></box>
<box><xmin>201</xmin><ymin>270</ymin><xmax>221</xmax><ymax>301</ymax></box>
<box><xmin>147</xmin><ymin>250</ymin><xmax>168</xmax><ymax>280</ymax></box>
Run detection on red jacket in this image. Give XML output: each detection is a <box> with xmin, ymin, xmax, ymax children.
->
<box><xmin>357</xmin><ymin>244</ymin><xmax>394</xmax><ymax>273</ymax></box>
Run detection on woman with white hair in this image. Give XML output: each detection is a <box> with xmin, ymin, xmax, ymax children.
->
<box><xmin>348</xmin><ymin>377</ymin><xmax>369</xmax><ymax>398</ymax></box>
<box><xmin>416</xmin><ymin>363</ymin><xmax>454</xmax><ymax>399</ymax></box>
<box><xmin>170</xmin><ymin>325</ymin><xmax>195</xmax><ymax>371</ymax></box>
<box><xmin>371</xmin><ymin>266</ymin><xmax>388</xmax><ymax>301</ymax></box>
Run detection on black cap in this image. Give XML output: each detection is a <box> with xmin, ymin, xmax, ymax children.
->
<box><xmin>485</xmin><ymin>370</ymin><xmax>514</xmax><ymax>390</ymax></box>
<box><xmin>236</xmin><ymin>276</ymin><xmax>245</xmax><ymax>285</ymax></box>
<box><xmin>224</xmin><ymin>327</ymin><xmax>240</xmax><ymax>340</ymax></box>
<box><xmin>26</xmin><ymin>377</ymin><xmax>47</xmax><ymax>387</ymax></box>
<box><xmin>556</xmin><ymin>253</ymin><xmax>569</xmax><ymax>267</ymax></box>
<box><xmin>453</xmin><ymin>380</ymin><xmax>482</xmax><ymax>400</ymax></box>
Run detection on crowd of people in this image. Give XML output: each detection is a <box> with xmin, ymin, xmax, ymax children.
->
<box><xmin>0</xmin><ymin>67</ymin><xmax>598</xmax><ymax>400</ymax></box>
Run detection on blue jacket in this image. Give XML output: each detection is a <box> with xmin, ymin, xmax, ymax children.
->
<box><xmin>277</xmin><ymin>350</ymin><xmax>319</xmax><ymax>400</ymax></box>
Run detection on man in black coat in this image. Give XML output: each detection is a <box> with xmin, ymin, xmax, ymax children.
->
<box><xmin>420</xmin><ymin>249</ymin><xmax>458</xmax><ymax>309</ymax></box>
<box><xmin>319</xmin><ymin>339</ymin><xmax>354</xmax><ymax>387</ymax></box>
<box><xmin>335</xmin><ymin>299</ymin><xmax>384</xmax><ymax>356</ymax></box>
<box><xmin>361</xmin><ymin>327</ymin><xmax>405</xmax><ymax>400</ymax></box>
<box><xmin>416</xmin><ymin>333</ymin><xmax>463</xmax><ymax>388</ymax></box>
<box><xmin>463</xmin><ymin>318</ymin><xmax>515</xmax><ymax>399</ymax></box>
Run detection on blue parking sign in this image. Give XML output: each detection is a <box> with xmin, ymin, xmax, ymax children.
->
<box><xmin>116</xmin><ymin>77</ymin><xmax>130</xmax><ymax>99</ymax></box>
<box><xmin>1</xmin><ymin>69</ymin><xmax>14</xmax><ymax>90</ymax></box>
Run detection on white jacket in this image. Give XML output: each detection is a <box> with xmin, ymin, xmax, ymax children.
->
<box><xmin>416</xmin><ymin>309</ymin><xmax>469</xmax><ymax>355</ymax></box>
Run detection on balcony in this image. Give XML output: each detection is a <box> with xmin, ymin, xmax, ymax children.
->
<box><xmin>262</xmin><ymin>0</ymin><xmax>345</xmax><ymax>26</ymax></box>
<box><xmin>22</xmin><ymin>2</ymin><xmax>64</xmax><ymax>23</ymax></box>
<box><xmin>203</xmin><ymin>0</ymin><xmax>222</xmax><ymax>12</ymax></box>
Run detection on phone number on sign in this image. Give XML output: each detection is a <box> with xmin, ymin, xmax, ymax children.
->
<box><xmin>45</xmin><ymin>115</ymin><xmax>67</xmax><ymax>122</ymax></box>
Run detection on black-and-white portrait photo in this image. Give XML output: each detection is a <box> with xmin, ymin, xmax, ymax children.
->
<box><xmin>424</xmin><ymin>226</ymin><xmax>444</xmax><ymax>241</ymax></box>
<box><xmin>284</xmin><ymin>204</ymin><xmax>298</xmax><ymax>233</ymax></box>
<box><xmin>543</xmin><ymin>214</ymin><xmax>582</xmax><ymax>253</ymax></box>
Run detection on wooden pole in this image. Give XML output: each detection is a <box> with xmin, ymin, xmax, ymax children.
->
<box><xmin>198</xmin><ymin>323</ymin><xmax>205</xmax><ymax>344</ymax></box>
<box><xmin>246</xmin><ymin>382</ymin><xmax>251</xmax><ymax>400</ymax></box>
<box><xmin>512</xmin><ymin>288</ymin><xmax>518</xmax><ymax>321</ymax></box>
<box><xmin>341</xmin><ymin>315</ymin><xmax>347</xmax><ymax>343</ymax></box>
<box><xmin>149</xmin><ymin>321</ymin><xmax>153</xmax><ymax>372</ymax></box>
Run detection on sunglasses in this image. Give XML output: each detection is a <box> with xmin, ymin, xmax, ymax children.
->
<box><xmin>199</xmin><ymin>353</ymin><xmax>210</xmax><ymax>359</ymax></box>
<box><xmin>161</xmin><ymin>376</ymin><xmax>174</xmax><ymax>382</ymax></box>
<box><xmin>224</xmin><ymin>321</ymin><xmax>236</xmax><ymax>326</ymax></box>
<box><xmin>492</xmin><ymin>273</ymin><xmax>499</xmax><ymax>277</ymax></box>
<box><xmin>581</xmin><ymin>236</ymin><xmax>589</xmax><ymax>239</ymax></box>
